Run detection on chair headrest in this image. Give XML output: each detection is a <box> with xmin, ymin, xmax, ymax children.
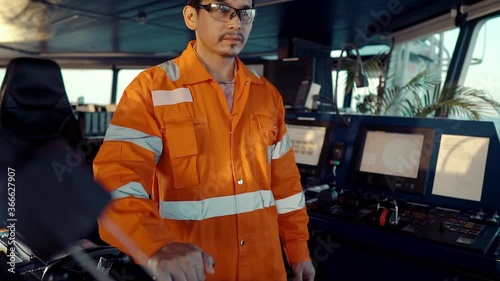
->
<box><xmin>0</xmin><ymin>57</ymin><xmax>73</xmax><ymax>138</ymax></box>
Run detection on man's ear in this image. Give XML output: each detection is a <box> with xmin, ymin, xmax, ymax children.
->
<box><xmin>183</xmin><ymin>6</ymin><xmax>197</xmax><ymax>31</ymax></box>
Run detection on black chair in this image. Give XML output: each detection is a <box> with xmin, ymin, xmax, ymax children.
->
<box><xmin>0</xmin><ymin>58</ymin><xmax>111</xmax><ymax>272</ymax></box>
<box><xmin>0</xmin><ymin>57</ymin><xmax>84</xmax><ymax>149</ymax></box>
<box><xmin>0</xmin><ymin>57</ymin><xmax>107</xmax><ymax>244</ymax></box>
<box><xmin>0</xmin><ymin>57</ymin><xmax>152</xmax><ymax>281</ymax></box>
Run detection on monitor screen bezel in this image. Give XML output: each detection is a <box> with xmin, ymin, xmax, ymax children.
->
<box><xmin>285</xmin><ymin>118</ymin><xmax>333</xmax><ymax>179</ymax></box>
<box><xmin>350</xmin><ymin>124</ymin><xmax>435</xmax><ymax>195</ymax></box>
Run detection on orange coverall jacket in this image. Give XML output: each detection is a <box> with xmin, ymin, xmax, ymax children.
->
<box><xmin>93</xmin><ymin>41</ymin><xmax>310</xmax><ymax>281</ymax></box>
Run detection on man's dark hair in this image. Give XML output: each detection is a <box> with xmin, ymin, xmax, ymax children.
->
<box><xmin>186</xmin><ymin>0</ymin><xmax>255</xmax><ymax>8</ymax></box>
<box><xmin>186</xmin><ymin>0</ymin><xmax>202</xmax><ymax>7</ymax></box>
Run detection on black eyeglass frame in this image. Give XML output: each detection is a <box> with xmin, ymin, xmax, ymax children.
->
<box><xmin>197</xmin><ymin>3</ymin><xmax>257</xmax><ymax>24</ymax></box>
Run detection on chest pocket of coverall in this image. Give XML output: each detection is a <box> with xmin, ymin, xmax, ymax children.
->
<box><xmin>163</xmin><ymin>117</ymin><xmax>199</xmax><ymax>188</ymax></box>
<box><xmin>253</xmin><ymin>114</ymin><xmax>278</xmax><ymax>184</ymax></box>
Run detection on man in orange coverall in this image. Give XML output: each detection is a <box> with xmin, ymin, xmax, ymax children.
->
<box><xmin>93</xmin><ymin>0</ymin><xmax>315</xmax><ymax>280</ymax></box>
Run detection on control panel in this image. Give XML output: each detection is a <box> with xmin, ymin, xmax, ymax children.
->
<box><xmin>306</xmin><ymin>189</ymin><xmax>500</xmax><ymax>255</ymax></box>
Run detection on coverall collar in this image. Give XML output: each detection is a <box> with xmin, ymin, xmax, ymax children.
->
<box><xmin>180</xmin><ymin>40</ymin><xmax>263</xmax><ymax>86</ymax></box>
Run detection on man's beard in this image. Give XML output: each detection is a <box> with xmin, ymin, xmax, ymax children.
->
<box><xmin>218</xmin><ymin>31</ymin><xmax>245</xmax><ymax>58</ymax></box>
<box><xmin>218</xmin><ymin>45</ymin><xmax>242</xmax><ymax>58</ymax></box>
<box><xmin>219</xmin><ymin>49</ymin><xmax>238</xmax><ymax>58</ymax></box>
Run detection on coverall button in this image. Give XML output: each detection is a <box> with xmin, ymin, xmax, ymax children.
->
<box><xmin>240</xmin><ymin>240</ymin><xmax>245</xmax><ymax>246</ymax></box>
<box><xmin>237</xmin><ymin>179</ymin><xmax>244</xmax><ymax>185</ymax></box>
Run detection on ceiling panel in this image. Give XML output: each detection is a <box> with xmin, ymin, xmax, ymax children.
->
<box><xmin>0</xmin><ymin>0</ymin><xmax>492</xmax><ymax>66</ymax></box>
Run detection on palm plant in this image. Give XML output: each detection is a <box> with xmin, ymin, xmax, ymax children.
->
<box><xmin>343</xmin><ymin>55</ymin><xmax>500</xmax><ymax>120</ymax></box>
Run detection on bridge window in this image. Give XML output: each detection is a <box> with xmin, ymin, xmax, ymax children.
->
<box><xmin>1</xmin><ymin>68</ymin><xmax>114</xmax><ymax>105</ymax></box>
<box><xmin>388</xmin><ymin>27</ymin><xmax>460</xmax><ymax>88</ymax></box>
<box><xmin>331</xmin><ymin>70</ymin><xmax>348</xmax><ymax>110</ymax></box>
<box><xmin>342</xmin><ymin>27</ymin><xmax>460</xmax><ymax>116</ymax></box>
<box><xmin>115</xmin><ymin>69</ymin><xmax>144</xmax><ymax>104</ymax></box>
<box><xmin>331</xmin><ymin>45</ymin><xmax>391</xmax><ymax>112</ymax></box>
<box><xmin>61</xmin><ymin>69</ymin><xmax>113</xmax><ymax>105</ymax></box>
<box><xmin>461</xmin><ymin>16</ymin><xmax>500</xmax><ymax>117</ymax></box>
<box><xmin>331</xmin><ymin>69</ymin><xmax>381</xmax><ymax>112</ymax></box>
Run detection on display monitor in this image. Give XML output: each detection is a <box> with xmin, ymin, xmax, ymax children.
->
<box><xmin>264</xmin><ymin>57</ymin><xmax>316</xmax><ymax>110</ymax></box>
<box><xmin>351</xmin><ymin>124</ymin><xmax>435</xmax><ymax>195</ymax></box>
<box><xmin>431</xmin><ymin>134</ymin><xmax>490</xmax><ymax>202</ymax></box>
<box><xmin>285</xmin><ymin>117</ymin><xmax>332</xmax><ymax>179</ymax></box>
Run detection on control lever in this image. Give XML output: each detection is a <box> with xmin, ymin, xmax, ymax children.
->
<box><xmin>439</xmin><ymin>222</ymin><xmax>447</xmax><ymax>232</ymax></box>
<box><xmin>375</xmin><ymin>198</ymin><xmax>399</xmax><ymax>227</ymax></box>
<box><xmin>486</xmin><ymin>211</ymin><xmax>499</xmax><ymax>225</ymax></box>
<box><xmin>97</xmin><ymin>257</ymin><xmax>113</xmax><ymax>275</ymax></box>
<box><xmin>475</xmin><ymin>209</ymin><xmax>485</xmax><ymax>219</ymax></box>
<box><xmin>470</xmin><ymin>209</ymin><xmax>499</xmax><ymax>225</ymax></box>
<box><xmin>317</xmin><ymin>188</ymin><xmax>339</xmax><ymax>210</ymax></box>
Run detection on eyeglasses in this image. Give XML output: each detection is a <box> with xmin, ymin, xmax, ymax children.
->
<box><xmin>197</xmin><ymin>3</ymin><xmax>256</xmax><ymax>25</ymax></box>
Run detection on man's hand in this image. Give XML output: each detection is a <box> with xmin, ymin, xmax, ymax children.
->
<box><xmin>291</xmin><ymin>260</ymin><xmax>315</xmax><ymax>281</ymax></box>
<box><xmin>147</xmin><ymin>243</ymin><xmax>215</xmax><ymax>281</ymax></box>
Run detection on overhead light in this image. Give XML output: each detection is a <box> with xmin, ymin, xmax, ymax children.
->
<box><xmin>0</xmin><ymin>0</ymin><xmax>54</xmax><ymax>43</ymax></box>
<box><xmin>0</xmin><ymin>0</ymin><xmax>28</xmax><ymax>17</ymax></box>
<box><xmin>0</xmin><ymin>24</ymin><xmax>52</xmax><ymax>43</ymax></box>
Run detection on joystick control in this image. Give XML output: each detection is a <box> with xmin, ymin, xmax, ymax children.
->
<box><xmin>316</xmin><ymin>189</ymin><xmax>338</xmax><ymax>210</ymax></box>
<box><xmin>472</xmin><ymin>209</ymin><xmax>485</xmax><ymax>220</ymax></box>
<box><xmin>486</xmin><ymin>211</ymin><xmax>499</xmax><ymax>224</ymax></box>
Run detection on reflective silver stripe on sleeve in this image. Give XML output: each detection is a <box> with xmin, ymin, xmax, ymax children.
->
<box><xmin>159</xmin><ymin>190</ymin><xmax>276</xmax><ymax>220</ymax></box>
<box><xmin>104</xmin><ymin>124</ymin><xmax>163</xmax><ymax>164</ymax></box>
<box><xmin>110</xmin><ymin>181</ymin><xmax>150</xmax><ymax>200</ymax></box>
<box><xmin>270</xmin><ymin>133</ymin><xmax>292</xmax><ymax>160</ymax></box>
<box><xmin>275</xmin><ymin>192</ymin><xmax>306</xmax><ymax>214</ymax></box>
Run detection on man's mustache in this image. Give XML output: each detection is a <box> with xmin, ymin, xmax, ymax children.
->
<box><xmin>219</xmin><ymin>32</ymin><xmax>245</xmax><ymax>42</ymax></box>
